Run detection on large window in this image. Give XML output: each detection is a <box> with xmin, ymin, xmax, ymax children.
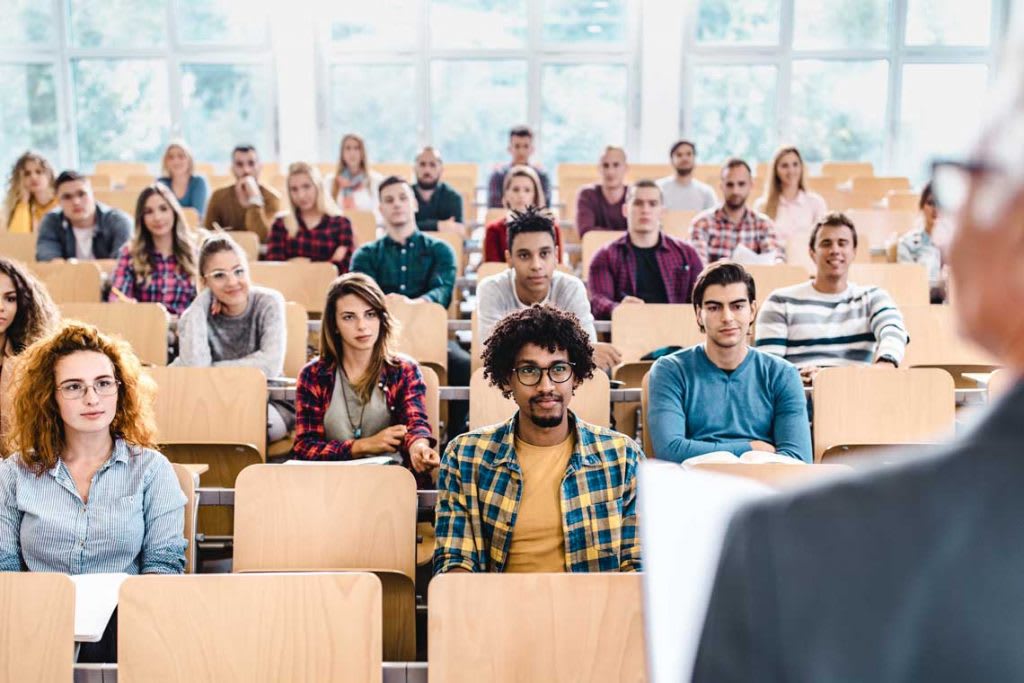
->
<box><xmin>0</xmin><ymin>0</ymin><xmax>274</xmax><ymax>172</ymax></box>
<box><xmin>685</xmin><ymin>0</ymin><xmax>1002</xmax><ymax>178</ymax></box>
<box><xmin>322</xmin><ymin>0</ymin><xmax>637</xmax><ymax>170</ymax></box>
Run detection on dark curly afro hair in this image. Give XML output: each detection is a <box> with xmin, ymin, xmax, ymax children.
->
<box><xmin>482</xmin><ymin>304</ymin><xmax>596</xmax><ymax>398</ymax></box>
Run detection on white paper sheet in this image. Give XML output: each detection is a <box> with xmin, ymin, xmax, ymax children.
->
<box><xmin>71</xmin><ymin>572</ymin><xmax>128</xmax><ymax>642</ymax></box>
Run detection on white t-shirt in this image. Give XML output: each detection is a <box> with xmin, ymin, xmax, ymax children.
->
<box><xmin>72</xmin><ymin>225</ymin><xmax>96</xmax><ymax>260</ymax></box>
<box><xmin>656</xmin><ymin>176</ymin><xmax>718</xmax><ymax>212</ymax></box>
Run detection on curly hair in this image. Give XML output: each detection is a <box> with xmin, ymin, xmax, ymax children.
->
<box><xmin>4</xmin><ymin>321</ymin><xmax>158</xmax><ymax>474</ymax></box>
<box><xmin>0</xmin><ymin>256</ymin><xmax>59</xmax><ymax>354</ymax></box>
<box><xmin>481</xmin><ymin>304</ymin><xmax>595</xmax><ymax>399</ymax></box>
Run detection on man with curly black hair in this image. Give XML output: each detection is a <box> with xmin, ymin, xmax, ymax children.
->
<box><xmin>433</xmin><ymin>304</ymin><xmax>644</xmax><ymax>574</ymax></box>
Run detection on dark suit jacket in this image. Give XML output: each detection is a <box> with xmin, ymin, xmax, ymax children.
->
<box><xmin>693</xmin><ymin>378</ymin><xmax>1024</xmax><ymax>683</ymax></box>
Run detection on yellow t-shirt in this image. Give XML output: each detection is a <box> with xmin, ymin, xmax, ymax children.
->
<box><xmin>6</xmin><ymin>196</ymin><xmax>58</xmax><ymax>233</ymax></box>
<box><xmin>504</xmin><ymin>434</ymin><xmax>574</xmax><ymax>573</ymax></box>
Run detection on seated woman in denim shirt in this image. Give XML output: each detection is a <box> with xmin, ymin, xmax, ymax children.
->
<box><xmin>0</xmin><ymin>321</ymin><xmax>186</xmax><ymax>576</ymax></box>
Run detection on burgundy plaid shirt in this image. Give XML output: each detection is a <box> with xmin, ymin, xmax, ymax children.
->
<box><xmin>108</xmin><ymin>244</ymin><xmax>196</xmax><ymax>315</ymax></box>
<box><xmin>291</xmin><ymin>355</ymin><xmax>436</xmax><ymax>487</ymax></box>
<box><xmin>265</xmin><ymin>214</ymin><xmax>354</xmax><ymax>272</ymax></box>
<box><xmin>689</xmin><ymin>205</ymin><xmax>780</xmax><ymax>264</ymax></box>
<box><xmin>587</xmin><ymin>232</ymin><xmax>703</xmax><ymax>320</ymax></box>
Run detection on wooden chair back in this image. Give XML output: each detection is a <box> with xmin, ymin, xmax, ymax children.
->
<box><xmin>278</xmin><ymin>301</ymin><xmax>308</xmax><ymax>378</ymax></box>
<box><xmin>389</xmin><ymin>297</ymin><xmax>449</xmax><ymax>378</ymax></box>
<box><xmin>61</xmin><ymin>302</ymin><xmax>169</xmax><ymax>366</ymax></box>
<box><xmin>581</xmin><ymin>230</ymin><xmax>622</xmax><ymax>281</ymax></box>
<box><xmin>850</xmin><ymin>176</ymin><xmax>912</xmax><ymax>201</ymax></box>
<box><xmin>345</xmin><ymin>209</ymin><xmax>378</xmax><ymax>246</ymax></box>
<box><xmin>611</xmin><ymin>304</ymin><xmax>702</xmax><ymax>363</ymax></box>
<box><xmin>662</xmin><ymin>209</ymin><xmax>697</xmax><ymax>239</ymax></box>
<box><xmin>686</xmin><ymin>463</ymin><xmax>853</xmax><ymax>489</ymax></box>
<box><xmin>227</xmin><ymin>230</ymin><xmax>260</xmax><ymax>262</ymax></box>
<box><xmin>885</xmin><ymin>190</ymin><xmax>922</xmax><ymax>211</ymax></box>
<box><xmin>845</xmin><ymin>209</ymin><xmax>918</xmax><ymax>248</ymax></box>
<box><xmin>0</xmin><ymin>573</ymin><xmax>74</xmax><ymax>682</ymax></box>
<box><xmin>181</xmin><ymin>206</ymin><xmax>201</xmax><ymax>229</ymax></box>
<box><xmin>118</xmin><ymin>573</ymin><xmax>382</xmax><ymax>683</ymax></box>
<box><xmin>373</xmin><ymin>162</ymin><xmax>412</xmax><ymax>180</ymax></box>
<box><xmin>0</xmin><ymin>232</ymin><xmax>35</xmax><ymax>264</ymax></box>
<box><xmin>420</xmin><ymin>364</ymin><xmax>441</xmax><ymax>442</ymax></box>
<box><xmin>171</xmin><ymin>463</ymin><xmax>198</xmax><ymax>573</ymax></box>
<box><xmin>194</xmin><ymin>162</ymin><xmax>217</xmax><ymax>178</ymax></box>
<box><xmin>988</xmin><ymin>369</ymin><xmax>1016</xmax><ymax>401</ymax></box>
<box><xmin>30</xmin><ymin>261</ymin><xmax>103</xmax><ymax>303</ymax></box>
<box><xmin>475</xmin><ymin>261</ymin><xmax>508</xmax><ymax>281</ymax></box>
<box><xmin>628</xmin><ymin>163</ymin><xmax>673</xmax><ymax>182</ymax></box>
<box><xmin>744</xmin><ymin>264</ymin><xmax>809</xmax><ymax>303</ymax></box>
<box><xmin>469</xmin><ymin>366</ymin><xmax>611</xmax><ymax>429</ymax></box>
<box><xmin>641</xmin><ymin>371</ymin><xmax>653</xmax><ymax>457</ymax></box>
<box><xmin>93</xmin><ymin>189</ymin><xmax>139</xmax><ymax>215</ymax></box>
<box><xmin>821</xmin><ymin>161</ymin><xmax>874</xmax><ymax>181</ymax></box>
<box><xmin>88</xmin><ymin>173</ymin><xmax>112</xmax><ymax>190</ymax></box>
<box><xmin>433</xmin><ymin>230</ymin><xmax>465</xmax><ymax>276</ymax></box>
<box><xmin>248</xmin><ymin>262</ymin><xmax>337</xmax><ymax>316</ymax></box>
<box><xmin>848</xmin><ymin>263</ymin><xmax>930</xmax><ymax>307</ymax></box>
<box><xmin>812</xmin><ymin>367</ymin><xmax>955</xmax><ymax>462</ymax></box>
<box><xmin>901</xmin><ymin>305</ymin><xmax>1000</xmax><ymax>373</ymax></box>
<box><xmin>804</xmin><ymin>176</ymin><xmax>839</xmax><ymax>194</ymax></box>
<box><xmin>123</xmin><ymin>174</ymin><xmax>156</xmax><ymax>192</ymax></box>
<box><xmin>429</xmin><ymin>573</ymin><xmax>645</xmax><ymax>683</ymax></box>
<box><xmin>93</xmin><ymin>160</ymin><xmax>149</xmax><ymax>184</ymax></box>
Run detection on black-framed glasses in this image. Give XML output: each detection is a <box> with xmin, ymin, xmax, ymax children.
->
<box><xmin>513</xmin><ymin>362</ymin><xmax>575</xmax><ymax>386</ymax></box>
<box><xmin>57</xmin><ymin>378</ymin><xmax>120</xmax><ymax>400</ymax></box>
<box><xmin>930</xmin><ymin>158</ymin><xmax>1003</xmax><ymax>213</ymax></box>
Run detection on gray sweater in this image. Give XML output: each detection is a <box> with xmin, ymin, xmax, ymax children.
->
<box><xmin>173</xmin><ymin>286</ymin><xmax>286</xmax><ymax>378</ymax></box>
<box><xmin>476</xmin><ymin>268</ymin><xmax>597</xmax><ymax>342</ymax></box>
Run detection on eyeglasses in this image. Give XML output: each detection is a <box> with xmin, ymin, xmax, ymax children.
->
<box><xmin>57</xmin><ymin>378</ymin><xmax>120</xmax><ymax>400</ymax></box>
<box><xmin>513</xmin><ymin>362</ymin><xmax>575</xmax><ymax>386</ymax></box>
<box><xmin>205</xmin><ymin>266</ymin><xmax>247</xmax><ymax>284</ymax></box>
<box><xmin>930</xmin><ymin>158</ymin><xmax>1003</xmax><ymax>214</ymax></box>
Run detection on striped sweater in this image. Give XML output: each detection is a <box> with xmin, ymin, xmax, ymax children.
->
<box><xmin>754</xmin><ymin>280</ymin><xmax>908</xmax><ymax>368</ymax></box>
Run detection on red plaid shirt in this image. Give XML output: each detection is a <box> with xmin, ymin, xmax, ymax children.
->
<box><xmin>587</xmin><ymin>232</ymin><xmax>703</xmax><ymax>320</ymax></box>
<box><xmin>108</xmin><ymin>244</ymin><xmax>196</xmax><ymax>315</ymax></box>
<box><xmin>291</xmin><ymin>355</ymin><xmax>436</xmax><ymax>487</ymax></box>
<box><xmin>265</xmin><ymin>214</ymin><xmax>354</xmax><ymax>272</ymax></box>
<box><xmin>689</xmin><ymin>206</ymin><xmax>780</xmax><ymax>264</ymax></box>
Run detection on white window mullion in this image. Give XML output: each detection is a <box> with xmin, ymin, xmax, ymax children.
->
<box><xmin>55</xmin><ymin>0</ymin><xmax>78</xmax><ymax>169</ymax></box>
<box><xmin>777</xmin><ymin>0</ymin><xmax>795</xmax><ymax>152</ymax></box>
<box><xmin>885</xmin><ymin>0</ymin><xmax>908</xmax><ymax>175</ymax></box>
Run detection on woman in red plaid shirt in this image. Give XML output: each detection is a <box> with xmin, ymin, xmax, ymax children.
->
<box><xmin>265</xmin><ymin>162</ymin><xmax>354</xmax><ymax>273</ymax></box>
<box><xmin>108</xmin><ymin>183</ymin><xmax>197</xmax><ymax>315</ymax></box>
<box><xmin>291</xmin><ymin>272</ymin><xmax>439</xmax><ymax>485</ymax></box>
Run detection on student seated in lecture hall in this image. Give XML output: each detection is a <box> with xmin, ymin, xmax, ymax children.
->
<box><xmin>486</xmin><ymin>124</ymin><xmax>551</xmax><ymax>209</ymax></box>
<box><xmin>575</xmin><ymin>145</ymin><xmax>629</xmax><ymax>236</ymax></box>
<box><xmin>107</xmin><ymin>183</ymin><xmax>198</xmax><ymax>315</ymax></box>
<box><xmin>647</xmin><ymin>261</ymin><xmax>811</xmax><ymax>463</ymax></box>
<box><xmin>157</xmin><ymin>140</ymin><xmax>209</xmax><ymax>218</ymax></box>
<box><xmin>203</xmin><ymin>143</ymin><xmax>280</xmax><ymax>243</ymax></box>
<box><xmin>0</xmin><ymin>257</ymin><xmax>60</xmax><ymax>440</ymax></box>
<box><xmin>412</xmin><ymin>145</ymin><xmax>465</xmax><ymax>234</ymax></box>
<box><xmin>755</xmin><ymin>211</ymin><xmax>909</xmax><ymax>386</ymax></box>
<box><xmin>35</xmin><ymin>170</ymin><xmax>133</xmax><ymax>261</ymax></box>
<box><xmin>897</xmin><ymin>181</ymin><xmax>948</xmax><ymax>303</ymax></box>
<box><xmin>588</xmin><ymin>179</ymin><xmax>704</xmax><ymax>320</ymax></box>
<box><xmin>690</xmin><ymin>158</ymin><xmax>781</xmax><ymax>264</ymax></box>
<box><xmin>172</xmin><ymin>234</ymin><xmax>293</xmax><ymax>442</ymax></box>
<box><xmin>0</xmin><ymin>323</ymin><xmax>187</xmax><ymax>660</ymax></box>
<box><xmin>328</xmin><ymin>132</ymin><xmax>383</xmax><ymax>214</ymax></box>
<box><xmin>476</xmin><ymin>206</ymin><xmax>622</xmax><ymax>372</ymax></box>
<box><xmin>434</xmin><ymin>305</ymin><xmax>643</xmax><ymax>574</ymax></box>
<box><xmin>482</xmin><ymin>164</ymin><xmax>564</xmax><ymax>263</ymax></box>
<box><xmin>291</xmin><ymin>273</ymin><xmax>439</xmax><ymax>486</ymax></box>
<box><xmin>656</xmin><ymin>139</ymin><xmax>717</xmax><ymax>212</ymax></box>
<box><xmin>265</xmin><ymin>161</ymin><xmax>354</xmax><ymax>273</ymax></box>
<box><xmin>2</xmin><ymin>150</ymin><xmax>58</xmax><ymax>233</ymax></box>
<box><xmin>754</xmin><ymin>145</ymin><xmax>827</xmax><ymax>246</ymax></box>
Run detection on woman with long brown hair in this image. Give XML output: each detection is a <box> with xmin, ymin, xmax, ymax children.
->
<box><xmin>328</xmin><ymin>133</ymin><xmax>382</xmax><ymax>213</ymax></box>
<box><xmin>108</xmin><ymin>184</ymin><xmax>198</xmax><ymax>315</ymax></box>
<box><xmin>291</xmin><ymin>272</ymin><xmax>438</xmax><ymax>482</ymax></box>
<box><xmin>755</xmin><ymin>145</ymin><xmax>827</xmax><ymax>245</ymax></box>
<box><xmin>2</xmin><ymin>151</ymin><xmax>58</xmax><ymax>233</ymax></box>
<box><xmin>482</xmin><ymin>164</ymin><xmax>563</xmax><ymax>262</ymax></box>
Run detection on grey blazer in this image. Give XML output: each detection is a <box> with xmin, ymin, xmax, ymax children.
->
<box><xmin>693</xmin><ymin>378</ymin><xmax>1024</xmax><ymax>683</ymax></box>
<box><xmin>35</xmin><ymin>202</ymin><xmax>133</xmax><ymax>261</ymax></box>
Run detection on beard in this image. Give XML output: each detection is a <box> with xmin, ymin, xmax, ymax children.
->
<box><xmin>417</xmin><ymin>178</ymin><xmax>438</xmax><ymax>190</ymax></box>
<box><xmin>675</xmin><ymin>165</ymin><xmax>693</xmax><ymax>177</ymax></box>
<box><xmin>527</xmin><ymin>395</ymin><xmax>565</xmax><ymax>428</ymax></box>
<box><xmin>725</xmin><ymin>196</ymin><xmax>747</xmax><ymax>210</ymax></box>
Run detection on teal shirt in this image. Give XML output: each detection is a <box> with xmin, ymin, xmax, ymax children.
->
<box><xmin>351</xmin><ymin>230</ymin><xmax>457</xmax><ymax>307</ymax></box>
<box><xmin>647</xmin><ymin>345</ymin><xmax>811</xmax><ymax>463</ymax></box>
<box><xmin>413</xmin><ymin>182</ymin><xmax>464</xmax><ymax>232</ymax></box>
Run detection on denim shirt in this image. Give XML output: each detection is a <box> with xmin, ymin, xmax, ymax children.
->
<box><xmin>0</xmin><ymin>438</ymin><xmax>187</xmax><ymax>574</ymax></box>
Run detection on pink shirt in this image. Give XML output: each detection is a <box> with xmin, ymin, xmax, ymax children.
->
<box><xmin>755</xmin><ymin>190</ymin><xmax>827</xmax><ymax>245</ymax></box>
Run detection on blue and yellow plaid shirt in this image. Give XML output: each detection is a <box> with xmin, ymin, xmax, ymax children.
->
<box><xmin>433</xmin><ymin>412</ymin><xmax>644</xmax><ymax>574</ymax></box>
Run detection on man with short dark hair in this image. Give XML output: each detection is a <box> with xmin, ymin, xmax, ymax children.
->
<box><xmin>755</xmin><ymin>211</ymin><xmax>907</xmax><ymax>385</ymax></box>
<box><xmin>412</xmin><ymin>146</ymin><xmax>464</xmax><ymax>234</ymax></box>
<box><xmin>486</xmin><ymin>126</ymin><xmax>551</xmax><ymax>208</ymax></box>
<box><xmin>657</xmin><ymin>139</ymin><xmax>717</xmax><ymax>212</ymax></box>
<box><xmin>433</xmin><ymin>304</ymin><xmax>643</xmax><ymax>574</ymax></box>
<box><xmin>35</xmin><ymin>170</ymin><xmax>132</xmax><ymax>261</ymax></box>
<box><xmin>690</xmin><ymin>158</ymin><xmax>780</xmax><ymax>264</ymax></box>
<box><xmin>647</xmin><ymin>261</ymin><xmax>810</xmax><ymax>463</ymax></box>
<box><xmin>588</xmin><ymin>180</ymin><xmax>704</xmax><ymax>320</ymax></box>
<box><xmin>576</xmin><ymin>146</ymin><xmax>629</xmax><ymax>236</ymax></box>
<box><xmin>476</xmin><ymin>206</ymin><xmax>622</xmax><ymax>371</ymax></box>
<box><xmin>204</xmin><ymin>144</ymin><xmax>280</xmax><ymax>242</ymax></box>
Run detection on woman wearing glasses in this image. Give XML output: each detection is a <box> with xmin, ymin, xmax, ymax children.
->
<box><xmin>291</xmin><ymin>273</ymin><xmax>439</xmax><ymax>483</ymax></box>
<box><xmin>897</xmin><ymin>182</ymin><xmax>947</xmax><ymax>303</ymax></box>
<box><xmin>173</xmin><ymin>234</ymin><xmax>291</xmax><ymax>441</ymax></box>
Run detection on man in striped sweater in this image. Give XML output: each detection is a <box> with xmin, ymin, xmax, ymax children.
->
<box><xmin>754</xmin><ymin>211</ymin><xmax>908</xmax><ymax>385</ymax></box>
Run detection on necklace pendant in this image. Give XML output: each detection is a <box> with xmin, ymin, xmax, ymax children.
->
<box><xmin>354</xmin><ymin>428</ymin><xmax>362</xmax><ymax>438</ymax></box>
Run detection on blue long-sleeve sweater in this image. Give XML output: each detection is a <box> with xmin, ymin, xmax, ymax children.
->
<box><xmin>647</xmin><ymin>345</ymin><xmax>811</xmax><ymax>463</ymax></box>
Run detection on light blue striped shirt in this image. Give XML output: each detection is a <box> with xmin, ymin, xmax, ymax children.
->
<box><xmin>0</xmin><ymin>438</ymin><xmax>186</xmax><ymax>575</ymax></box>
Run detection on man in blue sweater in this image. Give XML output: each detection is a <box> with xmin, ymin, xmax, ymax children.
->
<box><xmin>647</xmin><ymin>261</ymin><xmax>811</xmax><ymax>463</ymax></box>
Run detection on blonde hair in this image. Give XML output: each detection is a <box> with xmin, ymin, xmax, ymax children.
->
<box><xmin>3</xmin><ymin>151</ymin><xmax>56</xmax><ymax>228</ymax></box>
<box><xmin>761</xmin><ymin>146</ymin><xmax>806</xmax><ymax>220</ymax></box>
<box><xmin>130</xmin><ymin>185</ymin><xmax>198</xmax><ymax>286</ymax></box>
<box><xmin>281</xmin><ymin>162</ymin><xmax>341</xmax><ymax>237</ymax></box>
<box><xmin>502</xmin><ymin>165</ymin><xmax>547</xmax><ymax>208</ymax></box>
<box><xmin>161</xmin><ymin>140</ymin><xmax>196</xmax><ymax>178</ymax></box>
<box><xmin>336</xmin><ymin>134</ymin><xmax>369</xmax><ymax>177</ymax></box>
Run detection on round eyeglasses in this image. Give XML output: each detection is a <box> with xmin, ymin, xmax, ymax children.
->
<box><xmin>513</xmin><ymin>362</ymin><xmax>575</xmax><ymax>386</ymax></box>
<box><xmin>56</xmin><ymin>378</ymin><xmax>120</xmax><ymax>400</ymax></box>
